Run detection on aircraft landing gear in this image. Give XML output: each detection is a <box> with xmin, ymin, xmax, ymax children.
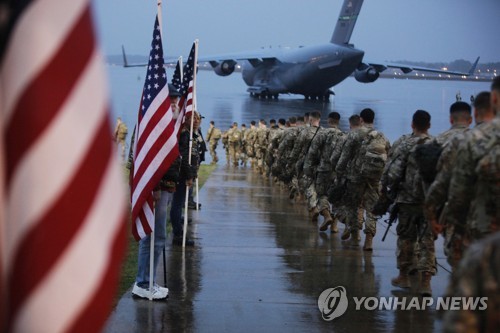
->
<box><xmin>304</xmin><ymin>93</ymin><xmax>331</xmax><ymax>102</ymax></box>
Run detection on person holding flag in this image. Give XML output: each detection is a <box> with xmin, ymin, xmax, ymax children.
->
<box><xmin>170</xmin><ymin>111</ymin><xmax>201</xmax><ymax>246</ymax></box>
<box><xmin>168</xmin><ymin>40</ymin><xmax>200</xmax><ymax>247</ymax></box>
<box><xmin>129</xmin><ymin>9</ymin><xmax>180</xmax><ymax>299</ymax></box>
<box><xmin>132</xmin><ymin>87</ymin><xmax>182</xmax><ymax>300</ymax></box>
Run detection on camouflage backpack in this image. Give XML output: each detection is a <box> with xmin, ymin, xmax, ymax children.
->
<box><xmin>212</xmin><ymin>128</ymin><xmax>222</xmax><ymax>140</ymax></box>
<box><xmin>357</xmin><ymin>130</ymin><xmax>388</xmax><ymax>181</ymax></box>
<box><xmin>230</xmin><ymin>129</ymin><xmax>241</xmax><ymax>142</ymax></box>
<box><xmin>475</xmin><ymin>133</ymin><xmax>499</xmax><ymax>225</ymax></box>
<box><xmin>414</xmin><ymin>139</ymin><xmax>443</xmax><ymax>184</ymax></box>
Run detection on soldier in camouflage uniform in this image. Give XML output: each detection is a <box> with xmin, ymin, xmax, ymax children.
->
<box><xmin>447</xmin><ymin>77</ymin><xmax>500</xmax><ymax>257</ymax></box>
<box><xmin>425</xmin><ymin>96</ymin><xmax>494</xmax><ymax>270</ymax></box>
<box><xmin>264</xmin><ymin>120</ymin><xmax>279</xmax><ymax>176</ymax></box>
<box><xmin>289</xmin><ymin>111</ymin><xmax>322</xmax><ymax>220</ymax></box>
<box><xmin>206</xmin><ymin>120</ymin><xmax>222</xmax><ymax>164</ymax></box>
<box><xmin>275</xmin><ymin>117</ymin><xmax>298</xmax><ymax>184</ymax></box>
<box><xmin>304</xmin><ymin>112</ymin><xmax>344</xmax><ymax>232</ymax></box>
<box><xmin>434</xmin><ymin>101</ymin><xmax>472</xmax><ymax>147</ymax></box>
<box><xmin>268</xmin><ymin>118</ymin><xmax>286</xmax><ymax>178</ymax></box>
<box><xmin>226</xmin><ymin>122</ymin><xmax>242</xmax><ymax>167</ymax></box>
<box><xmin>255</xmin><ymin>119</ymin><xmax>269</xmax><ymax>175</ymax></box>
<box><xmin>443</xmin><ymin>232</ymin><xmax>500</xmax><ymax>333</ymax></box>
<box><xmin>384</xmin><ymin>110</ymin><xmax>436</xmax><ymax>296</ymax></box>
<box><xmin>239</xmin><ymin>124</ymin><xmax>248</xmax><ymax>166</ymax></box>
<box><xmin>221</xmin><ymin>126</ymin><xmax>231</xmax><ymax>165</ymax></box>
<box><xmin>113</xmin><ymin>117</ymin><xmax>128</xmax><ymax>161</ymax></box>
<box><xmin>335</xmin><ymin>109</ymin><xmax>390</xmax><ymax>251</ymax></box>
<box><xmin>330</xmin><ymin>115</ymin><xmax>362</xmax><ymax>225</ymax></box>
<box><xmin>245</xmin><ymin>121</ymin><xmax>258</xmax><ymax>168</ymax></box>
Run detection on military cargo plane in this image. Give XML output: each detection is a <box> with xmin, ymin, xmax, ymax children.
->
<box><xmin>123</xmin><ymin>0</ymin><xmax>478</xmax><ymax>100</ymax></box>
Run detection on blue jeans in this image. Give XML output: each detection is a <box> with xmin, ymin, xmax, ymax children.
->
<box><xmin>170</xmin><ymin>181</ymin><xmax>188</xmax><ymax>238</ymax></box>
<box><xmin>135</xmin><ymin>191</ymin><xmax>173</xmax><ymax>288</ymax></box>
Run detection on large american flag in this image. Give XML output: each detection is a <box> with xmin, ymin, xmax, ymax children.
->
<box><xmin>0</xmin><ymin>1</ymin><xmax>126</xmax><ymax>332</ymax></box>
<box><xmin>130</xmin><ymin>16</ymin><xmax>178</xmax><ymax>241</ymax></box>
<box><xmin>174</xmin><ymin>42</ymin><xmax>197</xmax><ymax>135</ymax></box>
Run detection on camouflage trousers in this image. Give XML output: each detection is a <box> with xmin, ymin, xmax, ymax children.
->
<box><xmin>344</xmin><ymin>180</ymin><xmax>379</xmax><ymax>236</ymax></box>
<box><xmin>288</xmin><ymin>175</ymin><xmax>299</xmax><ymax>199</ymax></box>
<box><xmin>208</xmin><ymin>142</ymin><xmax>218</xmax><ymax>163</ymax></box>
<box><xmin>396</xmin><ymin>203</ymin><xmax>437</xmax><ymax>275</ymax></box>
<box><xmin>224</xmin><ymin>146</ymin><xmax>230</xmax><ymax>163</ymax></box>
<box><xmin>303</xmin><ymin>176</ymin><xmax>317</xmax><ymax>211</ymax></box>
<box><xmin>314</xmin><ymin>171</ymin><xmax>334</xmax><ymax>213</ymax></box>
<box><xmin>228</xmin><ymin>142</ymin><xmax>240</xmax><ymax>166</ymax></box>
<box><xmin>443</xmin><ymin>225</ymin><xmax>467</xmax><ymax>271</ymax></box>
<box><xmin>239</xmin><ymin>150</ymin><xmax>247</xmax><ymax>166</ymax></box>
<box><xmin>255</xmin><ymin>148</ymin><xmax>267</xmax><ymax>173</ymax></box>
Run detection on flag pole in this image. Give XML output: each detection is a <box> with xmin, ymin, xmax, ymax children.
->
<box><xmin>147</xmin><ymin>0</ymin><xmax>163</xmax><ymax>301</ymax></box>
<box><xmin>194</xmin><ymin>73</ymin><xmax>199</xmax><ymax>212</ymax></box>
<box><xmin>182</xmin><ymin>39</ymin><xmax>199</xmax><ymax>248</ymax></box>
<box><xmin>179</xmin><ymin>56</ymin><xmax>184</xmax><ymax>81</ymax></box>
<box><xmin>196</xmin><ymin>178</ymin><xmax>199</xmax><ymax>211</ymax></box>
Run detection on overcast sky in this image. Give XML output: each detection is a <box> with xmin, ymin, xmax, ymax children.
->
<box><xmin>92</xmin><ymin>0</ymin><xmax>500</xmax><ymax>63</ymax></box>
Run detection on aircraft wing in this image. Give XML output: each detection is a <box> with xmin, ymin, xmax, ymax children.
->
<box><xmin>122</xmin><ymin>45</ymin><xmax>284</xmax><ymax>68</ymax></box>
<box><xmin>366</xmin><ymin>56</ymin><xmax>480</xmax><ymax>77</ymax></box>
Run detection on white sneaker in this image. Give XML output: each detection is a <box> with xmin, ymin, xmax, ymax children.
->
<box><xmin>132</xmin><ymin>283</ymin><xmax>168</xmax><ymax>300</ymax></box>
<box><xmin>154</xmin><ymin>283</ymin><xmax>169</xmax><ymax>294</ymax></box>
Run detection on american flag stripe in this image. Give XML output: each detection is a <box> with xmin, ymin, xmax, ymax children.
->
<box><xmin>133</xmin><ymin>92</ymin><xmax>171</xmax><ymax>165</ymax></box>
<box><xmin>7</xmin><ymin>120</ymin><xmax>113</xmax><ymax>318</ymax></box>
<box><xmin>1</xmin><ymin>1</ymin><xmax>126</xmax><ymax>332</ymax></box>
<box><xmin>1</xmin><ymin>0</ymin><xmax>89</xmax><ymax>124</ymax></box>
<box><xmin>5</xmin><ymin>7</ymin><xmax>95</xmax><ymax>184</ymax></box>
<box><xmin>5</xmin><ymin>51</ymin><xmax>109</xmax><ymax>270</ymax></box>
<box><xmin>12</xmin><ymin>153</ymin><xmax>126</xmax><ymax>333</ymax></box>
<box><xmin>174</xmin><ymin>81</ymin><xmax>194</xmax><ymax>135</ymax></box>
<box><xmin>132</xmin><ymin>198</ymin><xmax>155</xmax><ymax>241</ymax></box>
<box><xmin>132</xmin><ymin>115</ymin><xmax>177</xmax><ymax>194</ymax></box>
<box><xmin>130</xmin><ymin>98</ymin><xmax>176</xmax><ymax>210</ymax></box>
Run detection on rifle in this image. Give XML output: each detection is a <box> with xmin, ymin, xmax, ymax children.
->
<box><xmin>382</xmin><ymin>203</ymin><xmax>399</xmax><ymax>242</ymax></box>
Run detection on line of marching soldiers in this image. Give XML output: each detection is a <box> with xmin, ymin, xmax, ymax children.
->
<box><xmin>213</xmin><ymin>78</ymin><xmax>500</xmax><ymax>330</ymax></box>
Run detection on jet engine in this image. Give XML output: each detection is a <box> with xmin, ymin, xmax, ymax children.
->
<box><xmin>212</xmin><ymin>60</ymin><xmax>237</xmax><ymax>76</ymax></box>
<box><xmin>354</xmin><ymin>65</ymin><xmax>379</xmax><ymax>83</ymax></box>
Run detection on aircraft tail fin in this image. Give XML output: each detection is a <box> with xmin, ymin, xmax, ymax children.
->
<box><xmin>122</xmin><ymin>45</ymin><xmax>129</xmax><ymax>67</ymax></box>
<box><xmin>330</xmin><ymin>0</ymin><xmax>364</xmax><ymax>45</ymax></box>
<box><xmin>468</xmin><ymin>56</ymin><xmax>480</xmax><ymax>76</ymax></box>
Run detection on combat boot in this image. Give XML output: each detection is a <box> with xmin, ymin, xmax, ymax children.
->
<box><xmin>391</xmin><ymin>269</ymin><xmax>410</xmax><ymax>289</ymax></box>
<box><xmin>330</xmin><ymin>218</ymin><xmax>339</xmax><ymax>233</ymax></box>
<box><xmin>319</xmin><ymin>209</ymin><xmax>333</xmax><ymax>231</ymax></box>
<box><xmin>419</xmin><ymin>271</ymin><xmax>433</xmax><ymax>296</ymax></box>
<box><xmin>341</xmin><ymin>228</ymin><xmax>350</xmax><ymax>240</ymax></box>
<box><xmin>310</xmin><ymin>207</ymin><xmax>320</xmax><ymax>224</ymax></box>
<box><xmin>351</xmin><ymin>229</ymin><xmax>361</xmax><ymax>241</ymax></box>
<box><xmin>363</xmin><ymin>234</ymin><xmax>373</xmax><ymax>251</ymax></box>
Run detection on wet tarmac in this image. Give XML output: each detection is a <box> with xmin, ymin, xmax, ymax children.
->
<box><xmin>104</xmin><ymin>164</ymin><xmax>452</xmax><ymax>333</ymax></box>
